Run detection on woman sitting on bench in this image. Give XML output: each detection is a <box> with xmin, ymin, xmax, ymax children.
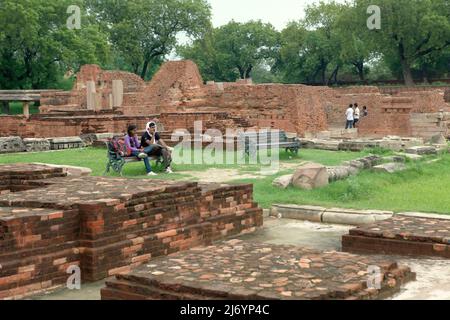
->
<box><xmin>124</xmin><ymin>124</ymin><xmax>156</xmax><ymax>176</ymax></box>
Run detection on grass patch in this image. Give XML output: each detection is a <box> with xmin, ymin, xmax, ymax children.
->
<box><xmin>2</xmin><ymin>146</ymin><xmax>448</xmax><ymax>214</ymax></box>
<box><xmin>231</xmin><ymin>154</ymin><xmax>450</xmax><ymax>214</ymax></box>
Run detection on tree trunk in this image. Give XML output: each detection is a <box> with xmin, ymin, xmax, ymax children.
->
<box><xmin>140</xmin><ymin>60</ymin><xmax>150</xmax><ymax>79</ymax></box>
<box><xmin>398</xmin><ymin>42</ymin><xmax>415</xmax><ymax>86</ymax></box>
<box><xmin>245</xmin><ymin>65</ymin><xmax>253</xmax><ymax>79</ymax></box>
<box><xmin>237</xmin><ymin>65</ymin><xmax>245</xmax><ymax>79</ymax></box>
<box><xmin>356</xmin><ymin>62</ymin><xmax>365</xmax><ymax>82</ymax></box>
<box><xmin>328</xmin><ymin>66</ymin><xmax>339</xmax><ymax>85</ymax></box>
<box><xmin>422</xmin><ymin>65</ymin><xmax>430</xmax><ymax>84</ymax></box>
<box><xmin>1</xmin><ymin>101</ymin><xmax>9</xmax><ymax>115</ymax></box>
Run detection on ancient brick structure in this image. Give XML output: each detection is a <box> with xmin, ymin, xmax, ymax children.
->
<box><xmin>342</xmin><ymin>216</ymin><xmax>450</xmax><ymax>258</ymax></box>
<box><xmin>0</xmin><ymin>164</ymin><xmax>262</xmax><ymax>299</ymax></box>
<box><xmin>101</xmin><ymin>239</ymin><xmax>415</xmax><ymax>300</ymax></box>
<box><xmin>1</xmin><ymin>60</ymin><xmax>449</xmax><ymax>141</ymax></box>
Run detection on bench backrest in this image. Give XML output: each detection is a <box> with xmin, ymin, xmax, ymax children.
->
<box><xmin>238</xmin><ymin>130</ymin><xmax>288</xmax><ymax>143</ymax></box>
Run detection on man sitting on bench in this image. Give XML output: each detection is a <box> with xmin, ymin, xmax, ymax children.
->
<box><xmin>141</xmin><ymin>121</ymin><xmax>173</xmax><ymax>174</ymax></box>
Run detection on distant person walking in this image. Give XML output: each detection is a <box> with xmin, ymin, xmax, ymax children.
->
<box><xmin>353</xmin><ymin>103</ymin><xmax>360</xmax><ymax>127</ymax></box>
<box><xmin>345</xmin><ymin>104</ymin><xmax>354</xmax><ymax>129</ymax></box>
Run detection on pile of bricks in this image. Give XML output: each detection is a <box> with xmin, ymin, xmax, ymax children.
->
<box><xmin>101</xmin><ymin>239</ymin><xmax>415</xmax><ymax>300</ymax></box>
<box><xmin>342</xmin><ymin>216</ymin><xmax>450</xmax><ymax>258</ymax></box>
<box><xmin>0</xmin><ymin>165</ymin><xmax>263</xmax><ymax>299</ymax></box>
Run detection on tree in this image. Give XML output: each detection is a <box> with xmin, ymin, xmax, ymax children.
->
<box><xmin>179</xmin><ymin>20</ymin><xmax>279</xmax><ymax>80</ymax></box>
<box><xmin>177</xmin><ymin>30</ymin><xmax>239</xmax><ymax>82</ymax></box>
<box><xmin>356</xmin><ymin>0</ymin><xmax>450</xmax><ymax>85</ymax></box>
<box><xmin>0</xmin><ymin>0</ymin><xmax>110</xmax><ymax>89</ymax></box>
<box><xmin>88</xmin><ymin>0</ymin><xmax>212</xmax><ymax>79</ymax></box>
<box><xmin>277</xmin><ymin>2</ymin><xmax>345</xmax><ymax>85</ymax></box>
<box><xmin>335</xmin><ymin>4</ymin><xmax>374</xmax><ymax>82</ymax></box>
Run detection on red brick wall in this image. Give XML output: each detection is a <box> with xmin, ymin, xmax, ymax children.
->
<box><xmin>10</xmin><ymin>61</ymin><xmax>450</xmax><ymax>139</ymax></box>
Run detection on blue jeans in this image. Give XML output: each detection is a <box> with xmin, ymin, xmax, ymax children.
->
<box><xmin>345</xmin><ymin>120</ymin><xmax>353</xmax><ymax>129</ymax></box>
<box><xmin>131</xmin><ymin>151</ymin><xmax>152</xmax><ymax>173</ymax></box>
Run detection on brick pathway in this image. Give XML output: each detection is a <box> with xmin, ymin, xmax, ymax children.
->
<box><xmin>101</xmin><ymin>239</ymin><xmax>415</xmax><ymax>300</ymax></box>
<box><xmin>343</xmin><ymin>216</ymin><xmax>450</xmax><ymax>258</ymax></box>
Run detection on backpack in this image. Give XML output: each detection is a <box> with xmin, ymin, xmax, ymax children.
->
<box><xmin>108</xmin><ymin>136</ymin><xmax>131</xmax><ymax>158</ymax></box>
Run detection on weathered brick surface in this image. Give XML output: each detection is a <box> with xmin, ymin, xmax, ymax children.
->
<box><xmin>342</xmin><ymin>216</ymin><xmax>450</xmax><ymax>258</ymax></box>
<box><xmin>0</xmin><ymin>164</ymin><xmax>263</xmax><ymax>299</ymax></box>
<box><xmin>101</xmin><ymin>239</ymin><xmax>415</xmax><ymax>300</ymax></box>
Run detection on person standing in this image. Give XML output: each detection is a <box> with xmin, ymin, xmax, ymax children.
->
<box><xmin>345</xmin><ymin>104</ymin><xmax>354</xmax><ymax>129</ymax></box>
<box><xmin>353</xmin><ymin>103</ymin><xmax>360</xmax><ymax>127</ymax></box>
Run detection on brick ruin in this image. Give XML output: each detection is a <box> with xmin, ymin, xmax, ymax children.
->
<box><xmin>0</xmin><ymin>164</ymin><xmax>262</xmax><ymax>299</ymax></box>
<box><xmin>102</xmin><ymin>239</ymin><xmax>415</xmax><ymax>300</ymax></box>
<box><xmin>1</xmin><ymin>60</ymin><xmax>449</xmax><ymax>141</ymax></box>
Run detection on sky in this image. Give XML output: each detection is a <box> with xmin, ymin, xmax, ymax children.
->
<box><xmin>207</xmin><ymin>0</ymin><xmax>345</xmax><ymax>30</ymax></box>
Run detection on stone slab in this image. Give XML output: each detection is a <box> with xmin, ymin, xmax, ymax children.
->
<box><xmin>373</xmin><ymin>163</ymin><xmax>407</xmax><ymax>173</ymax></box>
<box><xmin>271</xmin><ymin>204</ymin><xmax>325</xmax><ymax>222</ymax></box>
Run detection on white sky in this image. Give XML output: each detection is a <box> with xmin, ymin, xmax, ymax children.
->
<box><xmin>208</xmin><ymin>0</ymin><xmax>346</xmax><ymax>30</ymax></box>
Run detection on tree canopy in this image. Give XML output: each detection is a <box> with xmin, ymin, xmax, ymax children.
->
<box><xmin>0</xmin><ymin>0</ymin><xmax>448</xmax><ymax>89</ymax></box>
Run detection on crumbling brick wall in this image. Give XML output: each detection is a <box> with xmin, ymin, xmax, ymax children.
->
<box><xmin>9</xmin><ymin>61</ymin><xmax>450</xmax><ymax>140</ymax></box>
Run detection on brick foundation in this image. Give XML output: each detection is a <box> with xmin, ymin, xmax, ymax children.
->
<box><xmin>0</xmin><ymin>164</ymin><xmax>263</xmax><ymax>299</ymax></box>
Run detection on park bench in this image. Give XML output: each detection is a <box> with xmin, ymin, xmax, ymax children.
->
<box><xmin>103</xmin><ymin>139</ymin><xmax>162</xmax><ymax>176</ymax></box>
<box><xmin>239</xmin><ymin>130</ymin><xmax>301</xmax><ymax>156</ymax></box>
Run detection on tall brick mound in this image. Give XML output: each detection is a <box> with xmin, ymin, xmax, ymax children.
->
<box><xmin>101</xmin><ymin>240</ymin><xmax>415</xmax><ymax>300</ymax></box>
<box><xmin>342</xmin><ymin>216</ymin><xmax>450</xmax><ymax>258</ymax></box>
<box><xmin>0</xmin><ymin>164</ymin><xmax>262</xmax><ymax>299</ymax></box>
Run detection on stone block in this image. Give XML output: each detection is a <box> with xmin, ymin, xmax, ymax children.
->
<box><xmin>23</xmin><ymin>138</ymin><xmax>51</xmax><ymax>152</ymax></box>
<box><xmin>272</xmin><ymin>175</ymin><xmax>293</xmax><ymax>189</ymax></box>
<box><xmin>271</xmin><ymin>204</ymin><xmax>325</xmax><ymax>222</ymax></box>
<box><xmin>373</xmin><ymin>162</ymin><xmax>407</xmax><ymax>174</ymax></box>
<box><xmin>48</xmin><ymin>137</ymin><xmax>85</xmax><ymax>150</ymax></box>
<box><xmin>292</xmin><ymin>163</ymin><xmax>329</xmax><ymax>190</ymax></box>
<box><xmin>0</xmin><ymin>136</ymin><xmax>26</xmax><ymax>153</ymax></box>
<box><xmin>405</xmin><ymin>146</ymin><xmax>437</xmax><ymax>155</ymax></box>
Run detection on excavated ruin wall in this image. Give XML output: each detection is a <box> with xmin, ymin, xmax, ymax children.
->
<box><xmin>10</xmin><ymin>60</ymin><xmax>450</xmax><ymax>140</ymax></box>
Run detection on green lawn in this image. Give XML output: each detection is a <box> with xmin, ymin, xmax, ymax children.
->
<box><xmin>1</xmin><ymin>146</ymin><xmax>448</xmax><ymax>214</ymax></box>
<box><xmin>0</xmin><ymin>147</ymin><xmax>370</xmax><ymax>176</ymax></box>
<box><xmin>232</xmin><ymin>154</ymin><xmax>450</xmax><ymax>214</ymax></box>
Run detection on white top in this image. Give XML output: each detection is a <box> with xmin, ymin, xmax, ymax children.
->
<box><xmin>345</xmin><ymin>107</ymin><xmax>354</xmax><ymax>121</ymax></box>
<box><xmin>354</xmin><ymin>107</ymin><xmax>360</xmax><ymax>119</ymax></box>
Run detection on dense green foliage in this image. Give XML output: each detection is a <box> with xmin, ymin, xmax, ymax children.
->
<box><xmin>0</xmin><ymin>0</ymin><xmax>448</xmax><ymax>89</ymax></box>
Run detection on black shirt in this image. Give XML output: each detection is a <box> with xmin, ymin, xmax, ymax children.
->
<box><xmin>141</xmin><ymin>131</ymin><xmax>160</xmax><ymax>148</ymax></box>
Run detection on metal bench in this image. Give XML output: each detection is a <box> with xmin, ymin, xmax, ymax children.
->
<box><xmin>103</xmin><ymin>141</ymin><xmax>162</xmax><ymax>176</ymax></box>
<box><xmin>239</xmin><ymin>130</ymin><xmax>301</xmax><ymax>156</ymax></box>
